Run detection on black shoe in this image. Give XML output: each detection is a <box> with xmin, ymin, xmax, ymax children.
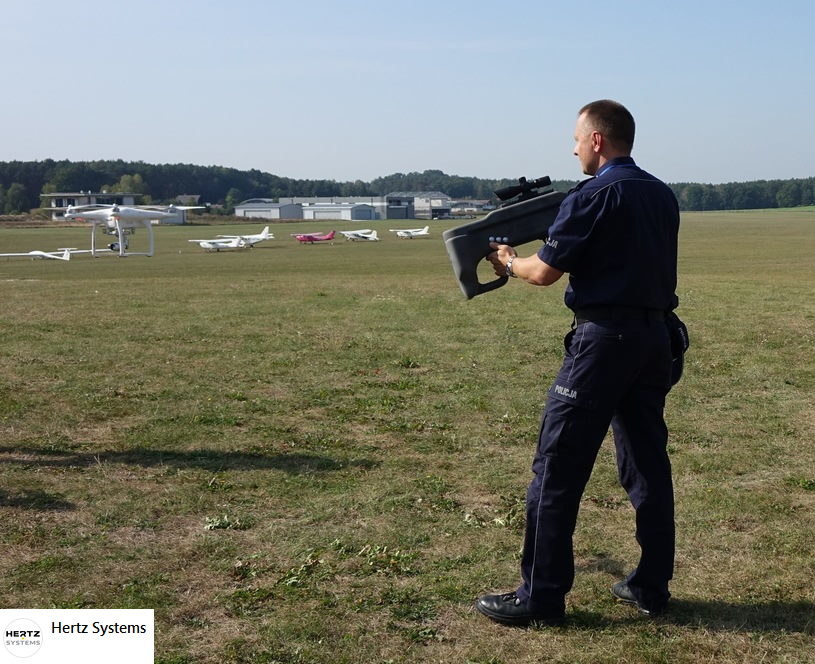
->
<box><xmin>475</xmin><ymin>591</ymin><xmax>565</xmax><ymax>626</ymax></box>
<box><xmin>611</xmin><ymin>580</ymin><xmax>667</xmax><ymax>616</ymax></box>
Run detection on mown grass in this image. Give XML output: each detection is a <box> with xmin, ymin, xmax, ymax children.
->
<box><xmin>1</xmin><ymin>211</ymin><xmax>813</xmax><ymax>663</ymax></box>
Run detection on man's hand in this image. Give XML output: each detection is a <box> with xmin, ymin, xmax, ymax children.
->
<box><xmin>485</xmin><ymin>242</ymin><xmax>565</xmax><ymax>286</ymax></box>
<box><xmin>486</xmin><ymin>242</ymin><xmax>517</xmax><ymax>276</ymax></box>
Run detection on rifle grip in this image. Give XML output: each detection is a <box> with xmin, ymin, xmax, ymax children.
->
<box><xmin>475</xmin><ymin>274</ymin><xmax>510</xmax><ymax>298</ymax></box>
<box><xmin>443</xmin><ymin>234</ymin><xmax>509</xmax><ymax>299</ymax></box>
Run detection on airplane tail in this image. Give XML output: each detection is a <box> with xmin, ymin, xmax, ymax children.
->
<box><xmin>32</xmin><ymin>248</ymin><xmax>72</xmax><ymax>260</ymax></box>
<box><xmin>369</xmin><ymin>230</ymin><xmax>378</xmax><ymax>241</ymax></box>
<box><xmin>261</xmin><ymin>226</ymin><xmax>270</xmax><ymax>238</ymax></box>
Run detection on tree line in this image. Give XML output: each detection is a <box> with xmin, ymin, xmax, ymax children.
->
<box><xmin>0</xmin><ymin>159</ymin><xmax>812</xmax><ymax>214</ymax></box>
<box><xmin>670</xmin><ymin>179</ymin><xmax>815</xmax><ymax>211</ymax></box>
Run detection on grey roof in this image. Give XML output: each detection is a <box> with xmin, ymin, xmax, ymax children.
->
<box><xmin>279</xmin><ymin>196</ymin><xmax>388</xmax><ymax>204</ymax></box>
<box><xmin>387</xmin><ymin>191</ymin><xmax>451</xmax><ymax>198</ymax></box>
<box><xmin>41</xmin><ymin>191</ymin><xmax>140</xmax><ymax>197</ymax></box>
<box><xmin>236</xmin><ymin>199</ymin><xmax>303</xmax><ymax>207</ymax></box>
<box><xmin>237</xmin><ymin>198</ymin><xmax>277</xmax><ymax>205</ymax></box>
<box><xmin>302</xmin><ymin>202</ymin><xmax>373</xmax><ymax>209</ymax></box>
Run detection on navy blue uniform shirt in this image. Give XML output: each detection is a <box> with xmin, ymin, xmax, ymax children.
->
<box><xmin>538</xmin><ymin>157</ymin><xmax>679</xmax><ymax>312</ymax></box>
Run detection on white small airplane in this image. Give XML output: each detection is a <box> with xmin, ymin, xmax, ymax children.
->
<box><xmin>389</xmin><ymin>225</ymin><xmax>430</xmax><ymax>239</ymax></box>
<box><xmin>187</xmin><ymin>236</ymin><xmax>249</xmax><ymax>252</ymax></box>
<box><xmin>214</xmin><ymin>226</ymin><xmax>273</xmax><ymax>246</ymax></box>
<box><xmin>0</xmin><ymin>247</ymin><xmax>73</xmax><ymax>261</ymax></box>
<box><xmin>339</xmin><ymin>229</ymin><xmax>379</xmax><ymax>241</ymax></box>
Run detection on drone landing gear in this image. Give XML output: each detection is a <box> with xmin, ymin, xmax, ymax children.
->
<box><xmin>90</xmin><ymin>219</ymin><xmax>154</xmax><ymax>257</ymax></box>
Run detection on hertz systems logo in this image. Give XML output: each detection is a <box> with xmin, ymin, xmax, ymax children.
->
<box><xmin>4</xmin><ymin>618</ymin><xmax>43</xmax><ymax>658</ymax></box>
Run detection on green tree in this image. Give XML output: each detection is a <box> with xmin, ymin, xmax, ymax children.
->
<box><xmin>700</xmin><ymin>185</ymin><xmax>724</xmax><ymax>210</ymax></box>
<box><xmin>803</xmin><ymin>179</ymin><xmax>815</xmax><ymax>206</ymax></box>
<box><xmin>678</xmin><ymin>184</ymin><xmax>704</xmax><ymax>210</ymax></box>
<box><xmin>224</xmin><ymin>187</ymin><xmax>243</xmax><ymax>213</ymax></box>
<box><xmin>4</xmin><ymin>182</ymin><xmax>28</xmax><ymax>213</ymax></box>
<box><xmin>776</xmin><ymin>180</ymin><xmax>802</xmax><ymax>208</ymax></box>
<box><xmin>110</xmin><ymin>173</ymin><xmax>149</xmax><ymax>194</ymax></box>
<box><xmin>43</xmin><ymin>162</ymin><xmax>109</xmax><ymax>193</ymax></box>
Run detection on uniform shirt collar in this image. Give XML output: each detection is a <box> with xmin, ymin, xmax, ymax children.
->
<box><xmin>595</xmin><ymin>156</ymin><xmax>635</xmax><ymax>178</ymax></box>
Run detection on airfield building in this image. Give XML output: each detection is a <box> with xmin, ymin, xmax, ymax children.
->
<box><xmin>41</xmin><ymin>191</ymin><xmax>141</xmax><ymax>221</ymax></box>
<box><xmin>234</xmin><ymin>199</ymin><xmax>379</xmax><ymax>221</ymax></box>
<box><xmin>278</xmin><ymin>195</ymin><xmax>414</xmax><ymax>219</ymax></box>
<box><xmin>234</xmin><ymin>199</ymin><xmax>303</xmax><ymax>219</ymax></box>
<box><xmin>301</xmin><ymin>202</ymin><xmax>375</xmax><ymax>221</ymax></box>
<box><xmin>449</xmin><ymin>199</ymin><xmax>491</xmax><ymax>215</ymax></box>
<box><xmin>386</xmin><ymin>191</ymin><xmax>452</xmax><ymax>219</ymax></box>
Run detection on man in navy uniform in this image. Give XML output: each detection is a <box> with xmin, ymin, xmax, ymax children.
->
<box><xmin>477</xmin><ymin>100</ymin><xmax>680</xmax><ymax>625</ymax></box>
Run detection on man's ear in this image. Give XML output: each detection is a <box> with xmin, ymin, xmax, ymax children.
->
<box><xmin>591</xmin><ymin>131</ymin><xmax>603</xmax><ymax>153</ymax></box>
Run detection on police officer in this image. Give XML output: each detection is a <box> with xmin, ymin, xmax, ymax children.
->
<box><xmin>476</xmin><ymin>100</ymin><xmax>680</xmax><ymax>625</ymax></box>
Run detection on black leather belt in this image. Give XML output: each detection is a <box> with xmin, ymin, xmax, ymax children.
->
<box><xmin>574</xmin><ymin>307</ymin><xmax>665</xmax><ymax>324</ymax></box>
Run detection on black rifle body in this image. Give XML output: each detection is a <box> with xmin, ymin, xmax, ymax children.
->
<box><xmin>442</xmin><ymin>188</ymin><xmax>566</xmax><ymax>299</ymax></box>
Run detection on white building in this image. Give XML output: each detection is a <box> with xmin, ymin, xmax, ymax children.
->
<box><xmin>450</xmin><ymin>199</ymin><xmax>490</xmax><ymax>214</ymax></box>
<box><xmin>234</xmin><ymin>199</ymin><xmax>303</xmax><ymax>219</ymax></box>
<box><xmin>387</xmin><ymin>191</ymin><xmax>452</xmax><ymax>219</ymax></box>
<box><xmin>279</xmin><ymin>195</ymin><xmax>414</xmax><ymax>219</ymax></box>
<box><xmin>301</xmin><ymin>203</ymin><xmax>375</xmax><ymax>221</ymax></box>
<box><xmin>41</xmin><ymin>191</ymin><xmax>139</xmax><ymax>221</ymax></box>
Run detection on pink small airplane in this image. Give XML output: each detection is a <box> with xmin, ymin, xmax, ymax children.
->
<box><xmin>294</xmin><ymin>230</ymin><xmax>336</xmax><ymax>244</ymax></box>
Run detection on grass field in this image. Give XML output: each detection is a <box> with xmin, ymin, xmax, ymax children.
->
<box><xmin>1</xmin><ymin>209</ymin><xmax>813</xmax><ymax>663</ymax></box>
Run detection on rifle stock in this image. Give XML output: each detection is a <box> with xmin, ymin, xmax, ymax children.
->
<box><xmin>442</xmin><ymin>187</ymin><xmax>566</xmax><ymax>299</ymax></box>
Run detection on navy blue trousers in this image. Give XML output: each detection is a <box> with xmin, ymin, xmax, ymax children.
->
<box><xmin>516</xmin><ymin>318</ymin><xmax>674</xmax><ymax>610</ymax></box>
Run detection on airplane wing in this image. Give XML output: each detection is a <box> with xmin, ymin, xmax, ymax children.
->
<box><xmin>0</xmin><ymin>249</ymin><xmax>71</xmax><ymax>260</ymax></box>
<box><xmin>342</xmin><ymin>230</ymin><xmax>379</xmax><ymax>241</ymax></box>
<box><xmin>391</xmin><ymin>226</ymin><xmax>430</xmax><ymax>237</ymax></box>
<box><xmin>58</xmin><ymin>248</ymin><xmax>112</xmax><ymax>255</ymax></box>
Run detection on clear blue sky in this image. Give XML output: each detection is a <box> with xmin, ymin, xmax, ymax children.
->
<box><xmin>2</xmin><ymin>0</ymin><xmax>812</xmax><ymax>185</ymax></box>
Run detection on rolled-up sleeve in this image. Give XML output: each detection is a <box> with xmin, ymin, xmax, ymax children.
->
<box><xmin>538</xmin><ymin>191</ymin><xmax>607</xmax><ymax>272</ymax></box>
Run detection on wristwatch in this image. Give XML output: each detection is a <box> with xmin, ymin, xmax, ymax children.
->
<box><xmin>505</xmin><ymin>256</ymin><xmax>517</xmax><ymax>278</ymax></box>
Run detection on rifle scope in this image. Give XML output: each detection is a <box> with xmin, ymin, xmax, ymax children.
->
<box><xmin>495</xmin><ymin>176</ymin><xmax>552</xmax><ymax>202</ymax></box>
